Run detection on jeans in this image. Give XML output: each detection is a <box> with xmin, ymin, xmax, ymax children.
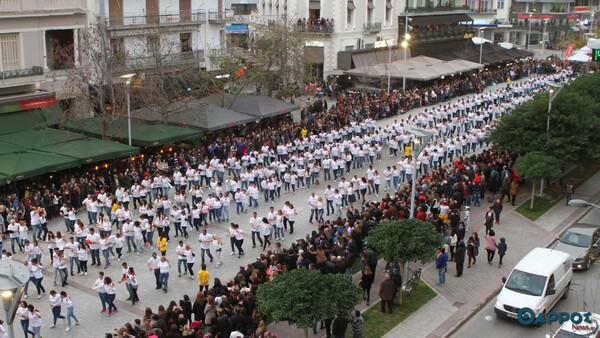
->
<box><xmin>200</xmin><ymin>248</ymin><xmax>213</xmax><ymax>263</ymax></box>
<box><xmin>106</xmin><ymin>293</ymin><xmax>117</xmax><ymax>314</ymax></box>
<box><xmin>91</xmin><ymin>249</ymin><xmax>100</xmax><ymax>265</ymax></box>
<box><xmin>102</xmin><ymin>249</ymin><xmax>110</xmax><ymax>267</ymax></box>
<box><xmin>66</xmin><ymin>306</ymin><xmax>78</xmax><ymax>326</ymax></box>
<box><xmin>438</xmin><ymin>268</ymin><xmax>446</xmax><ymax>284</ymax></box>
<box><xmin>178</xmin><ymin>259</ymin><xmax>188</xmax><ymax>274</ymax></box>
<box><xmin>275</xmin><ymin>227</ymin><xmax>284</xmax><ymax>239</ymax></box>
<box><xmin>160</xmin><ymin>272</ymin><xmax>169</xmax><ymax>290</ymax></box>
<box><xmin>125</xmin><ymin>236</ymin><xmax>136</xmax><ymax>252</ymax></box>
<box><xmin>222</xmin><ymin>205</ymin><xmax>230</xmax><ymax>221</ymax></box>
<box><xmin>21</xmin><ymin>319</ymin><xmax>34</xmax><ymax>338</ymax></box>
<box><xmin>154</xmin><ymin>269</ymin><xmax>162</xmax><ymax>288</ymax></box>
<box><xmin>98</xmin><ymin>292</ymin><xmax>106</xmax><ymax>311</ymax></box>
<box><xmin>252</xmin><ymin>231</ymin><xmax>263</xmax><ymax>247</ymax></box>
<box><xmin>52</xmin><ymin>305</ymin><xmax>65</xmax><ymax>325</ymax></box>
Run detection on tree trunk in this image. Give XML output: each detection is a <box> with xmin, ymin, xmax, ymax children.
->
<box><xmin>530</xmin><ymin>180</ymin><xmax>536</xmax><ymax>209</ymax></box>
<box><xmin>304</xmin><ymin>327</ymin><xmax>308</xmax><ymax>338</ymax></box>
<box><xmin>399</xmin><ymin>261</ymin><xmax>406</xmax><ymax>305</ymax></box>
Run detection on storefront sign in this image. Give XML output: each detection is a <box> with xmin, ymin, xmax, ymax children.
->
<box><xmin>517</xmin><ymin>13</ymin><xmax>580</xmax><ymax>20</ymax></box>
<box><xmin>0</xmin><ymin>95</ymin><xmax>57</xmax><ymax>114</ymax></box>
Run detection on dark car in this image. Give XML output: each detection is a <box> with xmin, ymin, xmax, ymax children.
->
<box><xmin>554</xmin><ymin>223</ymin><xmax>600</xmax><ymax>271</ymax></box>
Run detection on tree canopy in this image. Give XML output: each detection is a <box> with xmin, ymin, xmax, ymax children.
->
<box><xmin>256</xmin><ymin>268</ymin><xmax>362</xmax><ymax>338</ymax></box>
<box><xmin>367</xmin><ymin>219</ymin><xmax>443</xmax><ymax>265</ymax></box>
<box><xmin>490</xmin><ymin>73</ymin><xmax>600</xmax><ymax>165</ymax></box>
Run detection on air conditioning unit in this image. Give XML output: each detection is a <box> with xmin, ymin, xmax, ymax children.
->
<box><xmin>358</xmin><ymin>38</ymin><xmax>365</xmax><ymax>49</ymax></box>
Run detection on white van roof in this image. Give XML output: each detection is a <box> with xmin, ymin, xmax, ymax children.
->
<box><xmin>514</xmin><ymin>247</ymin><xmax>571</xmax><ymax>276</ymax></box>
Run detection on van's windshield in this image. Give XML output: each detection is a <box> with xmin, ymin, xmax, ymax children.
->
<box><xmin>505</xmin><ymin>269</ymin><xmax>547</xmax><ymax>297</ymax></box>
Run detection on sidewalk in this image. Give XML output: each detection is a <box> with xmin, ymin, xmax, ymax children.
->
<box><xmin>395</xmin><ymin>170</ymin><xmax>600</xmax><ymax>338</ymax></box>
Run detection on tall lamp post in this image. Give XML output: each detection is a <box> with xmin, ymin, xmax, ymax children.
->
<box><xmin>478</xmin><ymin>28</ymin><xmax>486</xmax><ymax>68</ymax></box>
<box><xmin>568</xmin><ymin>199</ymin><xmax>600</xmax><ymax>212</ymax></box>
<box><xmin>402</xmin><ymin>16</ymin><xmax>412</xmax><ymax>93</ymax></box>
<box><xmin>120</xmin><ymin>73</ymin><xmax>136</xmax><ymax>146</ymax></box>
<box><xmin>387</xmin><ymin>41</ymin><xmax>393</xmax><ymax>94</ymax></box>
<box><xmin>542</xmin><ymin>19</ymin><xmax>549</xmax><ymax>52</ymax></box>
<box><xmin>0</xmin><ymin>261</ymin><xmax>31</xmax><ymax>338</ymax></box>
<box><xmin>538</xmin><ymin>81</ymin><xmax>565</xmax><ymax>195</ymax></box>
<box><xmin>405</xmin><ymin>125</ymin><xmax>434</xmax><ymax>219</ymax></box>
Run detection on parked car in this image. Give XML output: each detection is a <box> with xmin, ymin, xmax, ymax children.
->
<box><xmin>546</xmin><ymin>312</ymin><xmax>600</xmax><ymax>338</ymax></box>
<box><xmin>554</xmin><ymin>223</ymin><xmax>600</xmax><ymax>271</ymax></box>
<box><xmin>495</xmin><ymin>247</ymin><xmax>572</xmax><ymax>322</ymax></box>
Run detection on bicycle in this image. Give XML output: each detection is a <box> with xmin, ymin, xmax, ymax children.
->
<box><xmin>403</xmin><ymin>267</ymin><xmax>422</xmax><ymax>296</ymax></box>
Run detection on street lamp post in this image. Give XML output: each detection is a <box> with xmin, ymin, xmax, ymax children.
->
<box><xmin>478</xmin><ymin>28</ymin><xmax>485</xmax><ymax>68</ymax></box>
<box><xmin>387</xmin><ymin>43</ymin><xmax>392</xmax><ymax>94</ymax></box>
<box><xmin>526</xmin><ymin>19</ymin><xmax>532</xmax><ymax>50</ymax></box>
<box><xmin>401</xmin><ymin>39</ymin><xmax>409</xmax><ymax>93</ymax></box>
<box><xmin>568</xmin><ymin>199</ymin><xmax>600</xmax><ymax>211</ymax></box>
<box><xmin>0</xmin><ymin>261</ymin><xmax>31</xmax><ymax>338</ymax></box>
<box><xmin>120</xmin><ymin>73</ymin><xmax>136</xmax><ymax>147</ymax></box>
<box><xmin>542</xmin><ymin>19</ymin><xmax>549</xmax><ymax>52</ymax></box>
<box><xmin>405</xmin><ymin>126</ymin><xmax>434</xmax><ymax>219</ymax></box>
<box><xmin>538</xmin><ymin>81</ymin><xmax>565</xmax><ymax>195</ymax></box>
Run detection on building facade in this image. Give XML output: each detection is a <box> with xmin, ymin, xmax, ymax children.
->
<box><xmin>0</xmin><ymin>0</ymin><xmax>90</xmax><ymax>113</ymax></box>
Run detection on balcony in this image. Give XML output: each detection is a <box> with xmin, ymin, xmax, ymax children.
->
<box><xmin>364</xmin><ymin>22</ymin><xmax>382</xmax><ymax>34</ymax></box>
<box><xmin>115</xmin><ymin>51</ymin><xmax>205</xmax><ymax>72</ymax></box>
<box><xmin>208</xmin><ymin>9</ymin><xmax>235</xmax><ymax>23</ymax></box>
<box><xmin>405</xmin><ymin>5</ymin><xmax>470</xmax><ymax>13</ymax></box>
<box><xmin>0</xmin><ymin>0</ymin><xmax>86</xmax><ymax>15</ymax></box>
<box><xmin>469</xmin><ymin>8</ymin><xmax>498</xmax><ymax>14</ymax></box>
<box><xmin>0</xmin><ymin>66</ymin><xmax>45</xmax><ymax>87</ymax></box>
<box><xmin>107</xmin><ymin>10</ymin><xmax>206</xmax><ymax>28</ymax></box>
<box><xmin>410</xmin><ymin>26</ymin><xmax>476</xmax><ymax>42</ymax></box>
<box><xmin>296</xmin><ymin>18</ymin><xmax>335</xmax><ymax>34</ymax></box>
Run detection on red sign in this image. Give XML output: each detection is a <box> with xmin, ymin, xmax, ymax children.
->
<box><xmin>517</xmin><ymin>13</ymin><xmax>580</xmax><ymax>20</ymax></box>
<box><xmin>574</xmin><ymin>6</ymin><xmax>590</xmax><ymax>12</ymax></box>
<box><xmin>565</xmin><ymin>44</ymin><xmax>575</xmax><ymax>63</ymax></box>
<box><xmin>19</xmin><ymin>96</ymin><xmax>57</xmax><ymax>110</ymax></box>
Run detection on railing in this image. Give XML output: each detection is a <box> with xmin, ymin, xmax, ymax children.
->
<box><xmin>296</xmin><ymin>18</ymin><xmax>335</xmax><ymax>34</ymax></box>
<box><xmin>364</xmin><ymin>22</ymin><xmax>382</xmax><ymax>33</ymax></box>
<box><xmin>405</xmin><ymin>5</ymin><xmax>470</xmax><ymax>13</ymax></box>
<box><xmin>116</xmin><ymin>51</ymin><xmax>205</xmax><ymax>71</ymax></box>
<box><xmin>0</xmin><ymin>66</ymin><xmax>44</xmax><ymax>80</ymax></box>
<box><xmin>207</xmin><ymin>9</ymin><xmax>235</xmax><ymax>23</ymax></box>
<box><xmin>107</xmin><ymin>10</ymin><xmax>206</xmax><ymax>26</ymax></box>
<box><xmin>469</xmin><ymin>8</ymin><xmax>497</xmax><ymax>14</ymax></box>
<box><xmin>410</xmin><ymin>26</ymin><xmax>476</xmax><ymax>41</ymax></box>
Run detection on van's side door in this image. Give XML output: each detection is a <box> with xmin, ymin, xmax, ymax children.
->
<box><xmin>544</xmin><ymin>274</ymin><xmax>556</xmax><ymax>309</ymax></box>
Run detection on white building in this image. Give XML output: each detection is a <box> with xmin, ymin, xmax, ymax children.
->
<box><xmin>256</xmin><ymin>0</ymin><xmax>401</xmax><ymax>76</ymax></box>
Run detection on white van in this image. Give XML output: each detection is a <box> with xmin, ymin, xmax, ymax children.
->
<box><xmin>494</xmin><ymin>247</ymin><xmax>573</xmax><ymax>321</ymax></box>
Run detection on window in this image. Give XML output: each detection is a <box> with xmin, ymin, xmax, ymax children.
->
<box><xmin>386</xmin><ymin>0</ymin><xmax>393</xmax><ymax>25</ymax></box>
<box><xmin>547</xmin><ymin>274</ymin><xmax>555</xmax><ymax>291</ymax></box>
<box><xmin>147</xmin><ymin>35</ymin><xmax>160</xmax><ymax>55</ymax></box>
<box><xmin>347</xmin><ymin>1</ymin><xmax>355</xmax><ymax>25</ymax></box>
<box><xmin>467</xmin><ymin>0</ymin><xmax>476</xmax><ymax>11</ymax></box>
<box><xmin>180</xmin><ymin>33</ymin><xmax>192</xmax><ymax>52</ymax></box>
<box><xmin>0</xmin><ymin>33</ymin><xmax>20</xmax><ymax>71</ymax></box>
<box><xmin>481</xmin><ymin>0</ymin><xmax>489</xmax><ymax>12</ymax></box>
<box><xmin>46</xmin><ymin>30</ymin><xmax>74</xmax><ymax>70</ymax></box>
<box><xmin>497</xmin><ymin>0</ymin><xmax>504</xmax><ymax>10</ymax></box>
<box><xmin>231</xmin><ymin>3</ymin><xmax>257</xmax><ymax>15</ymax></box>
<box><xmin>367</xmin><ymin>0</ymin><xmax>374</xmax><ymax>25</ymax></box>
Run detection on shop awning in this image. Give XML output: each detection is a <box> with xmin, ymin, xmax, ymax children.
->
<box><xmin>0</xmin><ymin>150</ymin><xmax>80</xmax><ymax>182</ymax></box>
<box><xmin>344</xmin><ymin>55</ymin><xmax>483</xmax><ymax>81</ymax></box>
<box><xmin>63</xmin><ymin>117</ymin><xmax>204</xmax><ymax>147</ymax></box>
<box><xmin>200</xmin><ymin>94</ymin><xmax>300</xmax><ymax>119</ymax></box>
<box><xmin>226</xmin><ymin>24</ymin><xmax>249</xmax><ymax>34</ymax></box>
<box><xmin>132</xmin><ymin>100</ymin><xmax>257</xmax><ymax>131</ymax></box>
<box><xmin>35</xmin><ymin>138</ymin><xmax>139</xmax><ymax>164</ymax></box>
<box><xmin>0</xmin><ymin>128</ymin><xmax>85</xmax><ymax>149</ymax></box>
<box><xmin>0</xmin><ymin>141</ymin><xmax>25</xmax><ymax>155</ymax></box>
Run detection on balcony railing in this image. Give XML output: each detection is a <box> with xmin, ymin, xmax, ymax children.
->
<box><xmin>469</xmin><ymin>8</ymin><xmax>497</xmax><ymax>14</ymax></box>
<box><xmin>116</xmin><ymin>51</ymin><xmax>205</xmax><ymax>71</ymax></box>
<box><xmin>405</xmin><ymin>5</ymin><xmax>470</xmax><ymax>13</ymax></box>
<box><xmin>0</xmin><ymin>66</ymin><xmax>44</xmax><ymax>80</ymax></box>
<box><xmin>364</xmin><ymin>22</ymin><xmax>382</xmax><ymax>34</ymax></box>
<box><xmin>107</xmin><ymin>10</ymin><xmax>206</xmax><ymax>27</ymax></box>
<box><xmin>296</xmin><ymin>18</ymin><xmax>335</xmax><ymax>34</ymax></box>
<box><xmin>208</xmin><ymin>9</ymin><xmax>234</xmax><ymax>23</ymax></box>
<box><xmin>410</xmin><ymin>26</ymin><xmax>476</xmax><ymax>41</ymax></box>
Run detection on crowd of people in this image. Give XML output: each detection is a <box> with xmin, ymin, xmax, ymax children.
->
<box><xmin>296</xmin><ymin>17</ymin><xmax>334</xmax><ymax>33</ymax></box>
<box><xmin>0</xmin><ymin>56</ymin><xmax>575</xmax><ymax>338</ymax></box>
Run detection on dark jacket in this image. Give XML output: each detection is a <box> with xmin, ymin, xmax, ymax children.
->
<box><xmin>454</xmin><ymin>242</ymin><xmax>466</xmax><ymax>264</ymax></box>
<box><xmin>379</xmin><ymin>278</ymin><xmax>396</xmax><ymax>301</ymax></box>
<box><xmin>436</xmin><ymin>252</ymin><xmax>448</xmax><ymax>269</ymax></box>
<box><xmin>497</xmin><ymin>240</ymin><xmax>507</xmax><ymax>256</ymax></box>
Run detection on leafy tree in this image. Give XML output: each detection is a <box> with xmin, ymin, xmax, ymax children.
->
<box><xmin>366</xmin><ymin>219</ymin><xmax>443</xmax><ymax>304</ymax></box>
<box><xmin>514</xmin><ymin>151</ymin><xmax>562</xmax><ymax>209</ymax></box>
<box><xmin>490</xmin><ymin>74</ymin><xmax>600</xmax><ymax>165</ymax></box>
<box><xmin>256</xmin><ymin>268</ymin><xmax>362</xmax><ymax>338</ymax></box>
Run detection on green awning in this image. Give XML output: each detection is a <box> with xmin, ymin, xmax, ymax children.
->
<box><xmin>0</xmin><ymin>141</ymin><xmax>25</xmax><ymax>155</ymax></box>
<box><xmin>0</xmin><ymin>128</ymin><xmax>85</xmax><ymax>149</ymax></box>
<box><xmin>35</xmin><ymin>138</ymin><xmax>139</xmax><ymax>164</ymax></box>
<box><xmin>0</xmin><ymin>109</ymin><xmax>50</xmax><ymax>135</ymax></box>
<box><xmin>0</xmin><ymin>150</ymin><xmax>79</xmax><ymax>182</ymax></box>
<box><xmin>64</xmin><ymin>116</ymin><xmax>204</xmax><ymax>147</ymax></box>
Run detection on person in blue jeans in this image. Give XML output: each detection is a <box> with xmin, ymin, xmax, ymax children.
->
<box><xmin>436</xmin><ymin>247</ymin><xmax>449</xmax><ymax>285</ymax></box>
